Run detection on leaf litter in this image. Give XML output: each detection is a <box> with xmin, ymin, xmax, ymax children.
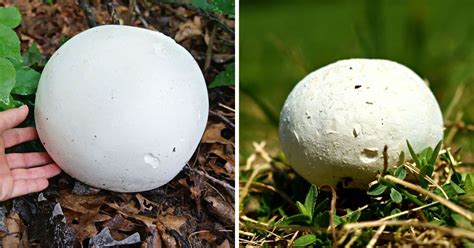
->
<box><xmin>0</xmin><ymin>0</ymin><xmax>235</xmax><ymax>247</ymax></box>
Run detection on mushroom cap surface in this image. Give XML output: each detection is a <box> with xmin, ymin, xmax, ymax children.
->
<box><xmin>279</xmin><ymin>59</ymin><xmax>443</xmax><ymax>189</ymax></box>
<box><xmin>35</xmin><ymin>25</ymin><xmax>209</xmax><ymax>192</ymax></box>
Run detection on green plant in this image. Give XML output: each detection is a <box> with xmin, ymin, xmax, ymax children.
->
<box><xmin>0</xmin><ymin>6</ymin><xmax>42</xmax><ymax>111</ymax></box>
<box><xmin>209</xmin><ymin>62</ymin><xmax>234</xmax><ymax>88</ymax></box>
<box><xmin>240</xmin><ymin>140</ymin><xmax>474</xmax><ymax>246</ymax></box>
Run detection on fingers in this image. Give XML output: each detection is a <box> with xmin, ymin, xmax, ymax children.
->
<box><xmin>0</xmin><ymin>105</ymin><xmax>29</xmax><ymax>132</ymax></box>
<box><xmin>8</xmin><ymin>178</ymin><xmax>49</xmax><ymax>200</ymax></box>
<box><xmin>10</xmin><ymin>164</ymin><xmax>61</xmax><ymax>180</ymax></box>
<box><xmin>2</xmin><ymin>127</ymin><xmax>38</xmax><ymax>148</ymax></box>
<box><xmin>6</xmin><ymin>152</ymin><xmax>53</xmax><ymax>169</ymax></box>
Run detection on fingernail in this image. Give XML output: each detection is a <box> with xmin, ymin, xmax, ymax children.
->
<box><xmin>20</xmin><ymin>105</ymin><xmax>28</xmax><ymax>110</ymax></box>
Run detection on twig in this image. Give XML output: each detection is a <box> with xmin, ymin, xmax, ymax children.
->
<box><xmin>344</xmin><ymin>229</ymin><xmax>361</xmax><ymax>248</ymax></box>
<box><xmin>209</xmin><ymin>110</ymin><xmax>234</xmax><ymax>129</ymax></box>
<box><xmin>134</xmin><ymin>1</ymin><xmax>149</xmax><ymax>28</ymax></box>
<box><xmin>343</xmin><ymin>220</ymin><xmax>474</xmax><ymax>240</ymax></box>
<box><xmin>241</xmin><ymin>181</ymin><xmax>295</xmax><ymax>206</ymax></box>
<box><xmin>366</xmin><ymin>224</ymin><xmax>386</xmax><ymax>248</ymax></box>
<box><xmin>382</xmin><ymin>145</ymin><xmax>388</xmax><ymax>175</ymax></box>
<box><xmin>379</xmin><ymin>201</ymin><xmax>439</xmax><ymax>221</ymax></box>
<box><xmin>384</xmin><ymin>175</ymin><xmax>474</xmax><ymax>222</ymax></box>
<box><xmin>320</xmin><ymin>185</ymin><xmax>337</xmax><ymax>247</ymax></box>
<box><xmin>218</xmin><ymin>103</ymin><xmax>235</xmax><ymax>112</ymax></box>
<box><xmin>126</xmin><ymin>0</ymin><xmax>136</xmax><ymax>25</ymax></box>
<box><xmin>185</xmin><ymin>164</ymin><xmax>235</xmax><ymax>192</ymax></box>
<box><xmin>205</xmin><ymin>25</ymin><xmax>217</xmax><ymax>71</ymax></box>
<box><xmin>106</xmin><ymin>0</ymin><xmax>120</xmax><ymax>24</ymax></box>
<box><xmin>78</xmin><ymin>0</ymin><xmax>97</xmax><ymax>27</ymax></box>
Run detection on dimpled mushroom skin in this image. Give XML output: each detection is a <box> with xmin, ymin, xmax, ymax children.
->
<box><xmin>279</xmin><ymin>59</ymin><xmax>443</xmax><ymax>189</ymax></box>
<box><xmin>35</xmin><ymin>25</ymin><xmax>209</xmax><ymax>192</ymax></box>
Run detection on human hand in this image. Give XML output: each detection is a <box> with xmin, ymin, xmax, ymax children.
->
<box><xmin>0</xmin><ymin>105</ymin><xmax>61</xmax><ymax>202</ymax></box>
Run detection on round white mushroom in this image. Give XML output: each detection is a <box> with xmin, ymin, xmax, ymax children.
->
<box><xmin>279</xmin><ymin>59</ymin><xmax>443</xmax><ymax>189</ymax></box>
<box><xmin>35</xmin><ymin>25</ymin><xmax>209</xmax><ymax>192</ymax></box>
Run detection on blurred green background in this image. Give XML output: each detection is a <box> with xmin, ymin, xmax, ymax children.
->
<box><xmin>240</xmin><ymin>0</ymin><xmax>474</xmax><ymax>160</ymax></box>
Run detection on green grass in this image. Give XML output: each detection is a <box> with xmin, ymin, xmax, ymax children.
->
<box><xmin>239</xmin><ymin>141</ymin><xmax>474</xmax><ymax>247</ymax></box>
<box><xmin>240</xmin><ymin>0</ymin><xmax>474</xmax><ymax>157</ymax></box>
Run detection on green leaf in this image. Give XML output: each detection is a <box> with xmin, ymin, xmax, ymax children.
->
<box><xmin>314</xmin><ymin>210</ymin><xmax>342</xmax><ymax>227</ymax></box>
<box><xmin>394</xmin><ymin>166</ymin><xmax>406</xmax><ymax>180</ymax></box>
<box><xmin>22</xmin><ymin>42</ymin><xmax>44</xmax><ymax>67</ymax></box>
<box><xmin>367</xmin><ymin>183</ymin><xmax>387</xmax><ymax>196</ymax></box>
<box><xmin>296</xmin><ymin>201</ymin><xmax>309</xmax><ymax>216</ymax></box>
<box><xmin>0</xmin><ymin>95</ymin><xmax>22</xmax><ymax>111</ymax></box>
<box><xmin>210</xmin><ymin>0</ymin><xmax>235</xmax><ymax>18</ymax></box>
<box><xmin>347</xmin><ymin>209</ymin><xmax>361</xmax><ymax>223</ymax></box>
<box><xmin>0</xmin><ymin>24</ymin><xmax>22</xmax><ymax>60</ymax></box>
<box><xmin>304</xmin><ymin>185</ymin><xmax>317</xmax><ymax>219</ymax></box>
<box><xmin>451</xmin><ymin>213</ymin><xmax>472</xmax><ymax>229</ymax></box>
<box><xmin>0</xmin><ymin>7</ymin><xmax>21</xmax><ymax>29</ymax></box>
<box><xmin>419</xmin><ymin>164</ymin><xmax>434</xmax><ymax>188</ymax></box>
<box><xmin>11</xmin><ymin>67</ymin><xmax>40</xmax><ymax>95</ymax></box>
<box><xmin>390</xmin><ymin>188</ymin><xmax>403</xmax><ymax>203</ymax></box>
<box><xmin>0</xmin><ymin>57</ymin><xmax>16</xmax><ymax>104</ymax></box>
<box><xmin>208</xmin><ymin>62</ymin><xmax>234</xmax><ymax>88</ymax></box>
<box><xmin>279</xmin><ymin>214</ymin><xmax>311</xmax><ymax>225</ymax></box>
<box><xmin>313</xmin><ymin>198</ymin><xmax>329</xmax><ymax>215</ymax></box>
<box><xmin>451</xmin><ymin>182</ymin><xmax>465</xmax><ymax>195</ymax></box>
<box><xmin>293</xmin><ymin>234</ymin><xmax>317</xmax><ymax>247</ymax></box>
<box><xmin>465</xmin><ymin>174</ymin><xmax>474</xmax><ymax>194</ymax></box>
<box><xmin>389</xmin><ymin>208</ymin><xmax>401</xmax><ymax>220</ymax></box>
<box><xmin>428</xmin><ymin>141</ymin><xmax>442</xmax><ymax>166</ymax></box>
<box><xmin>406</xmin><ymin>140</ymin><xmax>421</xmax><ymax>168</ymax></box>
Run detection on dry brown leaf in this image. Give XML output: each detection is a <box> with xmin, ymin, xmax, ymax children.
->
<box><xmin>59</xmin><ymin>191</ymin><xmax>106</xmax><ymax>214</ymax></box>
<box><xmin>202</xmin><ymin>122</ymin><xmax>234</xmax><ymax>145</ymax></box>
<box><xmin>205</xmin><ymin>196</ymin><xmax>234</xmax><ymax>225</ymax></box>
<box><xmin>209</xmin><ymin>143</ymin><xmax>235</xmax><ymax>165</ymax></box>
<box><xmin>136</xmin><ymin>194</ymin><xmax>155</xmax><ymax>212</ymax></box>
<box><xmin>198</xmin><ymin>231</ymin><xmax>217</xmax><ymax>243</ymax></box>
<box><xmin>157</xmin><ymin>215</ymin><xmax>187</xmax><ymax>231</ymax></box>
<box><xmin>1</xmin><ymin>212</ymin><xmax>21</xmax><ymax>247</ymax></box>
<box><xmin>144</xmin><ymin>226</ymin><xmax>162</xmax><ymax>248</ymax></box>
<box><xmin>132</xmin><ymin>215</ymin><xmax>156</xmax><ymax>229</ymax></box>
<box><xmin>65</xmin><ymin>210</ymin><xmax>111</xmax><ymax>242</ymax></box>
<box><xmin>106</xmin><ymin>201</ymin><xmax>140</xmax><ymax>216</ymax></box>
<box><xmin>175</xmin><ymin>16</ymin><xmax>203</xmax><ymax>42</ymax></box>
<box><xmin>156</xmin><ymin>222</ymin><xmax>177</xmax><ymax>247</ymax></box>
<box><xmin>103</xmin><ymin>214</ymin><xmax>136</xmax><ymax>232</ymax></box>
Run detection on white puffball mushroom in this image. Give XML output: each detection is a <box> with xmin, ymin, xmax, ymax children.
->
<box><xmin>279</xmin><ymin>59</ymin><xmax>443</xmax><ymax>189</ymax></box>
<box><xmin>35</xmin><ymin>25</ymin><xmax>209</xmax><ymax>192</ymax></box>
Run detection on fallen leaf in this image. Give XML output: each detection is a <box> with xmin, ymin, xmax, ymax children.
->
<box><xmin>155</xmin><ymin>221</ymin><xmax>177</xmax><ymax>247</ymax></box>
<box><xmin>157</xmin><ymin>215</ymin><xmax>187</xmax><ymax>231</ymax></box>
<box><xmin>204</xmin><ymin>196</ymin><xmax>234</xmax><ymax>225</ymax></box>
<box><xmin>1</xmin><ymin>212</ymin><xmax>21</xmax><ymax>247</ymax></box>
<box><xmin>175</xmin><ymin>16</ymin><xmax>203</xmax><ymax>42</ymax></box>
<box><xmin>136</xmin><ymin>194</ymin><xmax>155</xmax><ymax>212</ymax></box>
<box><xmin>59</xmin><ymin>191</ymin><xmax>106</xmax><ymax>214</ymax></box>
<box><xmin>103</xmin><ymin>214</ymin><xmax>136</xmax><ymax>232</ymax></box>
<box><xmin>202</xmin><ymin>122</ymin><xmax>234</xmax><ymax>145</ymax></box>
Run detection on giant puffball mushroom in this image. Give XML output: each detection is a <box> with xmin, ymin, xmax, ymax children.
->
<box><xmin>279</xmin><ymin>59</ymin><xmax>443</xmax><ymax>189</ymax></box>
<box><xmin>35</xmin><ymin>25</ymin><xmax>209</xmax><ymax>192</ymax></box>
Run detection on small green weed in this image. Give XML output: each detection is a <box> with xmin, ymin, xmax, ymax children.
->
<box><xmin>0</xmin><ymin>6</ymin><xmax>43</xmax><ymax>110</ymax></box>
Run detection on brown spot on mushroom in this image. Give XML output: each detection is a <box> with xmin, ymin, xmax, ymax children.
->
<box><xmin>360</xmin><ymin>148</ymin><xmax>379</xmax><ymax>163</ymax></box>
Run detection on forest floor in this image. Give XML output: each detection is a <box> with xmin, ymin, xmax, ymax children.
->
<box><xmin>0</xmin><ymin>0</ymin><xmax>235</xmax><ymax>247</ymax></box>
